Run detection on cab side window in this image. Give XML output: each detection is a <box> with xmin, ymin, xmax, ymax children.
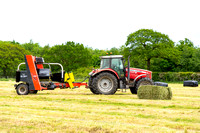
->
<box><xmin>100</xmin><ymin>59</ymin><xmax>110</xmax><ymax>69</ymax></box>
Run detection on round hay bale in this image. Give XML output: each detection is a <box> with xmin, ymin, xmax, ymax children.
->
<box><xmin>137</xmin><ymin>85</ymin><xmax>172</xmax><ymax>100</ymax></box>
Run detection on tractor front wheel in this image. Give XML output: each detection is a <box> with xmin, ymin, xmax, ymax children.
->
<box><xmin>130</xmin><ymin>87</ymin><xmax>137</xmax><ymax>94</ymax></box>
<box><xmin>92</xmin><ymin>72</ymin><xmax>118</xmax><ymax>95</ymax></box>
<box><xmin>16</xmin><ymin>83</ymin><xmax>29</xmax><ymax>95</ymax></box>
<box><xmin>130</xmin><ymin>78</ymin><xmax>153</xmax><ymax>94</ymax></box>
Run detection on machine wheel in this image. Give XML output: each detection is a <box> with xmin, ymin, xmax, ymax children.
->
<box><xmin>92</xmin><ymin>72</ymin><xmax>118</xmax><ymax>95</ymax></box>
<box><xmin>29</xmin><ymin>90</ymin><xmax>38</xmax><ymax>94</ymax></box>
<box><xmin>134</xmin><ymin>78</ymin><xmax>154</xmax><ymax>94</ymax></box>
<box><xmin>16</xmin><ymin>83</ymin><xmax>29</xmax><ymax>95</ymax></box>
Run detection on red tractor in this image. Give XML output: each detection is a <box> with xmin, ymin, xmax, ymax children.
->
<box><xmin>88</xmin><ymin>55</ymin><xmax>153</xmax><ymax>94</ymax></box>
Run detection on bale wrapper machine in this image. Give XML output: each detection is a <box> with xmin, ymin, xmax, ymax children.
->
<box><xmin>15</xmin><ymin>55</ymin><xmax>87</xmax><ymax>95</ymax></box>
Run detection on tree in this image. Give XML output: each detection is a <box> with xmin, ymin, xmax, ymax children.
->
<box><xmin>151</xmin><ymin>58</ymin><xmax>177</xmax><ymax>72</ymax></box>
<box><xmin>0</xmin><ymin>41</ymin><xmax>30</xmax><ymax>77</ymax></box>
<box><xmin>40</xmin><ymin>44</ymin><xmax>51</xmax><ymax>57</ymax></box>
<box><xmin>90</xmin><ymin>49</ymin><xmax>107</xmax><ymax>67</ymax></box>
<box><xmin>175</xmin><ymin>38</ymin><xmax>199</xmax><ymax>71</ymax></box>
<box><xmin>21</xmin><ymin>40</ymin><xmax>43</xmax><ymax>56</ymax></box>
<box><xmin>125</xmin><ymin>29</ymin><xmax>178</xmax><ymax>70</ymax></box>
<box><xmin>107</xmin><ymin>47</ymin><xmax>121</xmax><ymax>55</ymax></box>
<box><xmin>176</xmin><ymin>38</ymin><xmax>194</xmax><ymax>51</ymax></box>
<box><xmin>191</xmin><ymin>48</ymin><xmax>200</xmax><ymax>72</ymax></box>
<box><xmin>43</xmin><ymin>42</ymin><xmax>92</xmax><ymax>72</ymax></box>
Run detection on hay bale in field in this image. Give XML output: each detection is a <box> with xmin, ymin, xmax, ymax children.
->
<box><xmin>137</xmin><ymin>85</ymin><xmax>172</xmax><ymax>100</ymax></box>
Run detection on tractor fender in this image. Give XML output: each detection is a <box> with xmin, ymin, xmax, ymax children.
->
<box><xmin>91</xmin><ymin>69</ymin><xmax>120</xmax><ymax>79</ymax></box>
<box><xmin>129</xmin><ymin>74</ymin><xmax>151</xmax><ymax>88</ymax></box>
<box><xmin>133</xmin><ymin>74</ymin><xmax>147</xmax><ymax>83</ymax></box>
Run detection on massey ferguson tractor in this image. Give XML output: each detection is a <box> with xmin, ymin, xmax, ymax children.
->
<box><xmin>15</xmin><ymin>55</ymin><xmax>153</xmax><ymax>95</ymax></box>
<box><xmin>88</xmin><ymin>55</ymin><xmax>153</xmax><ymax>94</ymax></box>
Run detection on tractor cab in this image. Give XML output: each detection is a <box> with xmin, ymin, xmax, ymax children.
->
<box><xmin>100</xmin><ymin>55</ymin><xmax>125</xmax><ymax>78</ymax></box>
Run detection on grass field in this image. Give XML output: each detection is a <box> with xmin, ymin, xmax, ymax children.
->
<box><xmin>0</xmin><ymin>81</ymin><xmax>200</xmax><ymax>133</ymax></box>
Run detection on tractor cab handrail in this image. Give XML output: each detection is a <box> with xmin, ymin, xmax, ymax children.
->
<box><xmin>17</xmin><ymin>62</ymin><xmax>64</xmax><ymax>79</ymax></box>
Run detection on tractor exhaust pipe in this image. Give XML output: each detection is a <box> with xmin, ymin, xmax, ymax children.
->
<box><xmin>127</xmin><ymin>55</ymin><xmax>130</xmax><ymax>82</ymax></box>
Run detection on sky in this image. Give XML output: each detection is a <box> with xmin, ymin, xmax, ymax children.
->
<box><xmin>0</xmin><ymin>0</ymin><xmax>199</xmax><ymax>50</ymax></box>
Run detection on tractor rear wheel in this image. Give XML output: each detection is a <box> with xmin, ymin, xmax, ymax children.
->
<box><xmin>16</xmin><ymin>83</ymin><xmax>29</xmax><ymax>95</ymax></box>
<box><xmin>89</xmin><ymin>77</ymin><xmax>100</xmax><ymax>94</ymax></box>
<box><xmin>89</xmin><ymin>87</ymin><xmax>100</xmax><ymax>94</ymax></box>
<box><xmin>131</xmin><ymin>78</ymin><xmax>153</xmax><ymax>94</ymax></box>
<box><xmin>92</xmin><ymin>72</ymin><xmax>118</xmax><ymax>95</ymax></box>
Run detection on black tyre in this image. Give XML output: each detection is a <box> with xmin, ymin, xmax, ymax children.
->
<box><xmin>16</xmin><ymin>84</ymin><xmax>29</xmax><ymax>95</ymax></box>
<box><xmin>133</xmin><ymin>78</ymin><xmax>154</xmax><ymax>94</ymax></box>
<box><xmin>29</xmin><ymin>90</ymin><xmax>38</xmax><ymax>94</ymax></box>
<box><xmin>92</xmin><ymin>72</ymin><xmax>118</xmax><ymax>95</ymax></box>
<box><xmin>89</xmin><ymin>77</ymin><xmax>100</xmax><ymax>94</ymax></box>
<box><xmin>130</xmin><ymin>87</ymin><xmax>137</xmax><ymax>94</ymax></box>
<box><xmin>89</xmin><ymin>87</ymin><xmax>100</xmax><ymax>94</ymax></box>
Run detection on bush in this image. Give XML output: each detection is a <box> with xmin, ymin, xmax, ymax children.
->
<box><xmin>137</xmin><ymin>85</ymin><xmax>172</xmax><ymax>100</ymax></box>
<box><xmin>72</xmin><ymin>67</ymin><xmax>93</xmax><ymax>82</ymax></box>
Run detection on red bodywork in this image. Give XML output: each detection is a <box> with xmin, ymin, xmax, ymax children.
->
<box><xmin>126</xmin><ymin>68</ymin><xmax>152</xmax><ymax>80</ymax></box>
<box><xmin>92</xmin><ymin>67</ymin><xmax>152</xmax><ymax>82</ymax></box>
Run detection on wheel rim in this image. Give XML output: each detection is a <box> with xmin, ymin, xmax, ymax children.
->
<box><xmin>18</xmin><ymin>86</ymin><xmax>27</xmax><ymax>94</ymax></box>
<box><xmin>98</xmin><ymin>77</ymin><xmax>113</xmax><ymax>93</ymax></box>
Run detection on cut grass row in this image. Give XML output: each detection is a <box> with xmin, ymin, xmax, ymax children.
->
<box><xmin>0</xmin><ymin>81</ymin><xmax>200</xmax><ymax>132</ymax></box>
<box><xmin>1</xmin><ymin>95</ymin><xmax>199</xmax><ymax>110</ymax></box>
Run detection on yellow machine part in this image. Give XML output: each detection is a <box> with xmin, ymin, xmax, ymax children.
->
<box><xmin>64</xmin><ymin>73</ymin><xmax>74</xmax><ymax>88</ymax></box>
<box><xmin>69</xmin><ymin>72</ymin><xmax>75</xmax><ymax>82</ymax></box>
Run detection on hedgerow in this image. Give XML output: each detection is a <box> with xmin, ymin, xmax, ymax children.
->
<box><xmin>152</xmin><ymin>72</ymin><xmax>200</xmax><ymax>82</ymax></box>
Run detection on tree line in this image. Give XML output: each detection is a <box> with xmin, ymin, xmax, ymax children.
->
<box><xmin>0</xmin><ymin>29</ymin><xmax>200</xmax><ymax>78</ymax></box>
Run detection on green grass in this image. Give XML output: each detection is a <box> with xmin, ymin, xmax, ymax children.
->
<box><xmin>0</xmin><ymin>81</ymin><xmax>200</xmax><ymax>132</ymax></box>
<box><xmin>0</xmin><ymin>78</ymin><xmax>15</xmax><ymax>81</ymax></box>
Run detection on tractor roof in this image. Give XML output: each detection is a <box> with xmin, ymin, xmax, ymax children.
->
<box><xmin>100</xmin><ymin>55</ymin><xmax>123</xmax><ymax>59</ymax></box>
